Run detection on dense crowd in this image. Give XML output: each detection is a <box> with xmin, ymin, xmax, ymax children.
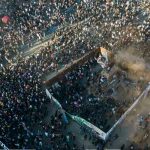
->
<box><xmin>50</xmin><ymin>58</ymin><xmax>119</xmax><ymax>132</ymax></box>
<box><xmin>0</xmin><ymin>0</ymin><xmax>150</xmax><ymax>149</ymax></box>
<box><xmin>0</xmin><ymin>31</ymin><xmax>92</xmax><ymax>149</ymax></box>
<box><xmin>37</xmin><ymin>110</ymin><xmax>79</xmax><ymax>150</ymax></box>
<box><xmin>0</xmin><ymin>0</ymin><xmax>95</xmax><ymax>65</ymax></box>
<box><xmin>0</xmin><ymin>0</ymin><xmax>149</xmax><ymax>65</ymax></box>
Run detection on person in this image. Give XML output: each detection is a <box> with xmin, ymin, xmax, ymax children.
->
<box><xmin>120</xmin><ymin>144</ymin><xmax>125</xmax><ymax>150</ymax></box>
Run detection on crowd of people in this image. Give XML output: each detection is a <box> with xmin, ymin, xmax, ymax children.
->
<box><xmin>36</xmin><ymin>109</ymin><xmax>79</xmax><ymax>150</ymax></box>
<box><xmin>49</xmin><ymin>58</ymin><xmax>119</xmax><ymax>132</ymax></box>
<box><xmin>0</xmin><ymin>0</ymin><xmax>149</xmax><ymax>65</ymax></box>
<box><xmin>0</xmin><ymin>32</ymin><xmax>92</xmax><ymax>149</ymax></box>
<box><xmin>0</xmin><ymin>0</ymin><xmax>150</xmax><ymax>149</ymax></box>
<box><xmin>0</xmin><ymin>0</ymin><xmax>74</xmax><ymax>64</ymax></box>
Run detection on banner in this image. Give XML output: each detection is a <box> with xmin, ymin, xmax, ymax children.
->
<box><xmin>69</xmin><ymin>114</ymin><xmax>107</xmax><ymax>141</ymax></box>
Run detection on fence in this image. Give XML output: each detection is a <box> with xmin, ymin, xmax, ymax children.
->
<box><xmin>105</xmin><ymin>83</ymin><xmax>150</xmax><ymax>140</ymax></box>
<box><xmin>44</xmin><ymin>48</ymin><xmax>150</xmax><ymax>142</ymax></box>
<box><xmin>0</xmin><ymin>141</ymin><xmax>9</xmax><ymax>150</ymax></box>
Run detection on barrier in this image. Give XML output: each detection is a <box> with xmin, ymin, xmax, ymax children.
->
<box><xmin>44</xmin><ymin>49</ymin><xmax>98</xmax><ymax>85</ymax></box>
<box><xmin>45</xmin><ymin>89</ymin><xmax>107</xmax><ymax>140</ymax></box>
<box><xmin>45</xmin><ymin>75</ymin><xmax>150</xmax><ymax>142</ymax></box>
<box><xmin>0</xmin><ymin>141</ymin><xmax>9</xmax><ymax>150</ymax></box>
<box><xmin>44</xmin><ymin>47</ymin><xmax>115</xmax><ymax>86</ymax></box>
<box><xmin>46</xmin><ymin>89</ymin><xmax>68</xmax><ymax>124</ymax></box>
<box><xmin>45</xmin><ymin>47</ymin><xmax>150</xmax><ymax>142</ymax></box>
<box><xmin>71</xmin><ymin>115</ymin><xmax>107</xmax><ymax>141</ymax></box>
<box><xmin>105</xmin><ymin>83</ymin><xmax>150</xmax><ymax>140</ymax></box>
